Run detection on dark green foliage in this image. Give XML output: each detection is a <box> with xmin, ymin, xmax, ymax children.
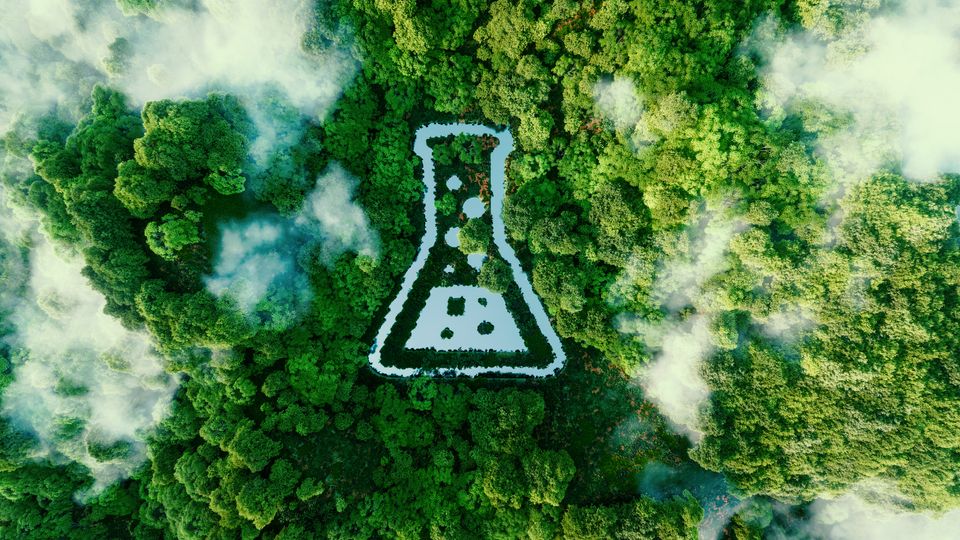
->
<box><xmin>87</xmin><ymin>439</ymin><xmax>133</xmax><ymax>462</ymax></box>
<box><xmin>432</xmin><ymin>134</ymin><xmax>486</xmax><ymax>168</ymax></box>
<box><xmin>133</xmin><ymin>95</ymin><xmax>250</xmax><ymax>186</ymax></box>
<box><xmin>470</xmin><ymin>388</ymin><xmax>543</xmax><ymax>455</ymax></box>
<box><xmin>26</xmin><ymin>86</ymin><xmax>151</xmax><ymax>325</ymax></box>
<box><xmin>446</xmin><ymin>296</ymin><xmax>465</xmax><ymax>316</ymax></box>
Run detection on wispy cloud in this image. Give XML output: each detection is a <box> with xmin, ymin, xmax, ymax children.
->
<box><xmin>1</xmin><ymin>230</ymin><xmax>177</xmax><ymax>496</ymax></box>
<box><xmin>0</xmin><ymin>0</ymin><xmax>357</xmax><ymax>158</ymax></box>
<box><xmin>205</xmin><ymin>163</ymin><xmax>379</xmax><ymax>326</ymax></box>
<box><xmin>617</xmin><ymin>206</ymin><xmax>745</xmax><ymax>440</ymax></box>
<box><xmin>753</xmin><ymin>1</ymin><xmax>960</xmax><ymax>185</ymax></box>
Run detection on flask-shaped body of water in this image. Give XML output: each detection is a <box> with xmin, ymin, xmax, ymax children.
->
<box><xmin>368</xmin><ymin>123</ymin><xmax>565</xmax><ymax>377</ymax></box>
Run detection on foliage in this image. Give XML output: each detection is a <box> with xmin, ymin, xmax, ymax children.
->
<box><xmin>6</xmin><ymin>0</ymin><xmax>957</xmax><ymax>538</ymax></box>
<box><xmin>458</xmin><ymin>218</ymin><xmax>492</xmax><ymax>254</ymax></box>
<box><xmin>478</xmin><ymin>257</ymin><xmax>512</xmax><ymax>293</ymax></box>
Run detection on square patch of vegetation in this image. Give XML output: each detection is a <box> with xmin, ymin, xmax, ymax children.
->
<box><xmin>447</xmin><ymin>296</ymin><xmax>466</xmax><ymax>316</ymax></box>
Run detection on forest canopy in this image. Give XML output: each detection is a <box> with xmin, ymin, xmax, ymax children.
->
<box><xmin>1</xmin><ymin>0</ymin><xmax>959</xmax><ymax>539</ymax></box>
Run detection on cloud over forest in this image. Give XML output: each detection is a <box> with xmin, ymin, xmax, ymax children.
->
<box><xmin>0</xmin><ymin>0</ymin><xmax>362</xmax><ymax>492</ymax></box>
<box><xmin>0</xmin><ymin>224</ymin><xmax>177</xmax><ymax>496</ymax></box>
<box><xmin>205</xmin><ymin>163</ymin><xmax>379</xmax><ymax>327</ymax></box>
<box><xmin>770</xmin><ymin>492</ymin><xmax>960</xmax><ymax>540</ymax></box>
<box><xmin>753</xmin><ymin>0</ymin><xmax>960</xmax><ymax>185</ymax></box>
<box><xmin>0</xmin><ymin>0</ymin><xmax>357</xmax><ymax>156</ymax></box>
<box><xmin>617</xmin><ymin>206</ymin><xmax>744</xmax><ymax>440</ymax></box>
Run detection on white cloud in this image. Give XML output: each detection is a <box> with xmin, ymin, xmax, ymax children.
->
<box><xmin>755</xmin><ymin>0</ymin><xmax>960</xmax><ymax>184</ymax></box>
<box><xmin>295</xmin><ymin>163</ymin><xmax>380</xmax><ymax>263</ymax></box>
<box><xmin>617</xmin><ymin>207</ymin><xmax>745</xmax><ymax>440</ymax></box>
<box><xmin>120</xmin><ymin>0</ymin><xmax>355</xmax><ymax>114</ymax></box>
<box><xmin>0</xmin><ymin>0</ymin><xmax>357</xmax><ymax>157</ymax></box>
<box><xmin>205</xmin><ymin>218</ymin><xmax>297</xmax><ymax>318</ymax></box>
<box><xmin>1</xmin><ymin>234</ymin><xmax>177</xmax><ymax>496</ymax></box>
<box><xmin>622</xmin><ymin>315</ymin><xmax>713</xmax><ymax>441</ymax></box>
<box><xmin>593</xmin><ymin>75</ymin><xmax>664</xmax><ymax>150</ymax></box>
<box><xmin>758</xmin><ymin>306</ymin><xmax>817</xmax><ymax>342</ymax></box>
<box><xmin>651</xmin><ymin>212</ymin><xmax>745</xmax><ymax>312</ymax></box>
<box><xmin>205</xmin><ymin>163</ymin><xmax>379</xmax><ymax>324</ymax></box>
<box><xmin>594</xmin><ymin>76</ymin><xmax>643</xmax><ymax>131</ymax></box>
<box><xmin>799</xmin><ymin>493</ymin><xmax>960</xmax><ymax>540</ymax></box>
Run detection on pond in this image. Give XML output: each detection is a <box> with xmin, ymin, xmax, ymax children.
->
<box><xmin>405</xmin><ymin>285</ymin><xmax>526</xmax><ymax>352</ymax></box>
<box><xmin>367</xmin><ymin>123</ymin><xmax>566</xmax><ymax>377</ymax></box>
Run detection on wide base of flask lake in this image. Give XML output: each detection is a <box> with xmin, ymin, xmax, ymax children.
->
<box><xmin>366</xmin><ymin>123</ymin><xmax>566</xmax><ymax>378</ymax></box>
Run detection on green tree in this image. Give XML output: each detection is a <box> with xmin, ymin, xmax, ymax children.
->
<box><xmin>458</xmin><ymin>218</ymin><xmax>492</xmax><ymax>254</ymax></box>
<box><xmin>478</xmin><ymin>257</ymin><xmax>512</xmax><ymax>292</ymax></box>
<box><xmin>144</xmin><ymin>212</ymin><xmax>201</xmax><ymax>260</ymax></box>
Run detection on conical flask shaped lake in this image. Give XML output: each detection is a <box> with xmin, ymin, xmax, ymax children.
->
<box><xmin>368</xmin><ymin>123</ymin><xmax>565</xmax><ymax>377</ymax></box>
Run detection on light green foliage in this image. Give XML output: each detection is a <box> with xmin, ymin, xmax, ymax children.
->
<box><xmin>561</xmin><ymin>495</ymin><xmax>702</xmax><ymax>539</ymax></box>
<box><xmin>114</xmin><ymin>160</ymin><xmax>174</xmax><ymax>218</ymax></box>
<box><xmin>13</xmin><ymin>0</ymin><xmax>943</xmax><ymax>537</ymax></box>
<box><xmin>478</xmin><ymin>257</ymin><xmax>512</xmax><ymax>292</ymax></box>
<box><xmin>522</xmin><ymin>449</ymin><xmax>575</xmax><ymax>506</ymax></box>
<box><xmin>458</xmin><ymin>218</ymin><xmax>491</xmax><ymax>254</ymax></box>
<box><xmin>144</xmin><ymin>211</ymin><xmax>201</xmax><ymax>260</ymax></box>
<box><xmin>693</xmin><ymin>175</ymin><xmax>960</xmax><ymax>510</ymax></box>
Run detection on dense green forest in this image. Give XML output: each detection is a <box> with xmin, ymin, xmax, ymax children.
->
<box><xmin>1</xmin><ymin>0</ymin><xmax>959</xmax><ymax>538</ymax></box>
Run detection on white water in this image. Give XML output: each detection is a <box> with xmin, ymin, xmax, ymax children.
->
<box><xmin>367</xmin><ymin>123</ymin><xmax>566</xmax><ymax>377</ymax></box>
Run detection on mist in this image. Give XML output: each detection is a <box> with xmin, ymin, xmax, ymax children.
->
<box><xmin>594</xmin><ymin>76</ymin><xmax>643</xmax><ymax>132</ymax></box>
<box><xmin>206</xmin><ymin>163</ymin><xmax>379</xmax><ymax>325</ymax></box>
<box><xmin>295</xmin><ymin>163</ymin><xmax>380</xmax><ymax>262</ymax></box>
<box><xmin>0</xmin><ymin>0</ymin><xmax>365</xmax><ymax>493</ymax></box>
<box><xmin>638</xmin><ymin>461</ymin><xmax>745</xmax><ymax>540</ymax></box>
<box><xmin>757</xmin><ymin>306</ymin><xmax>817</xmax><ymax>342</ymax></box>
<box><xmin>617</xmin><ymin>207</ymin><xmax>744</xmax><ymax>440</ymax></box>
<box><xmin>593</xmin><ymin>75</ymin><xmax>668</xmax><ymax>150</ymax></box>
<box><xmin>0</xmin><ymin>0</ymin><xmax>357</xmax><ymax>158</ymax></box>
<box><xmin>768</xmin><ymin>493</ymin><xmax>960</xmax><ymax>540</ymax></box>
<box><xmin>0</xmin><ymin>2</ymin><xmax>100</xmax><ymax>135</ymax></box>
<box><xmin>651</xmin><ymin>213</ymin><xmax>744</xmax><ymax>312</ymax></box>
<box><xmin>754</xmin><ymin>0</ymin><xmax>960</xmax><ymax>185</ymax></box>
<box><xmin>622</xmin><ymin>316</ymin><xmax>712</xmax><ymax>441</ymax></box>
<box><xmin>0</xmin><ymin>227</ymin><xmax>177</xmax><ymax>496</ymax></box>
<box><xmin>204</xmin><ymin>217</ymin><xmax>308</xmax><ymax>329</ymax></box>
